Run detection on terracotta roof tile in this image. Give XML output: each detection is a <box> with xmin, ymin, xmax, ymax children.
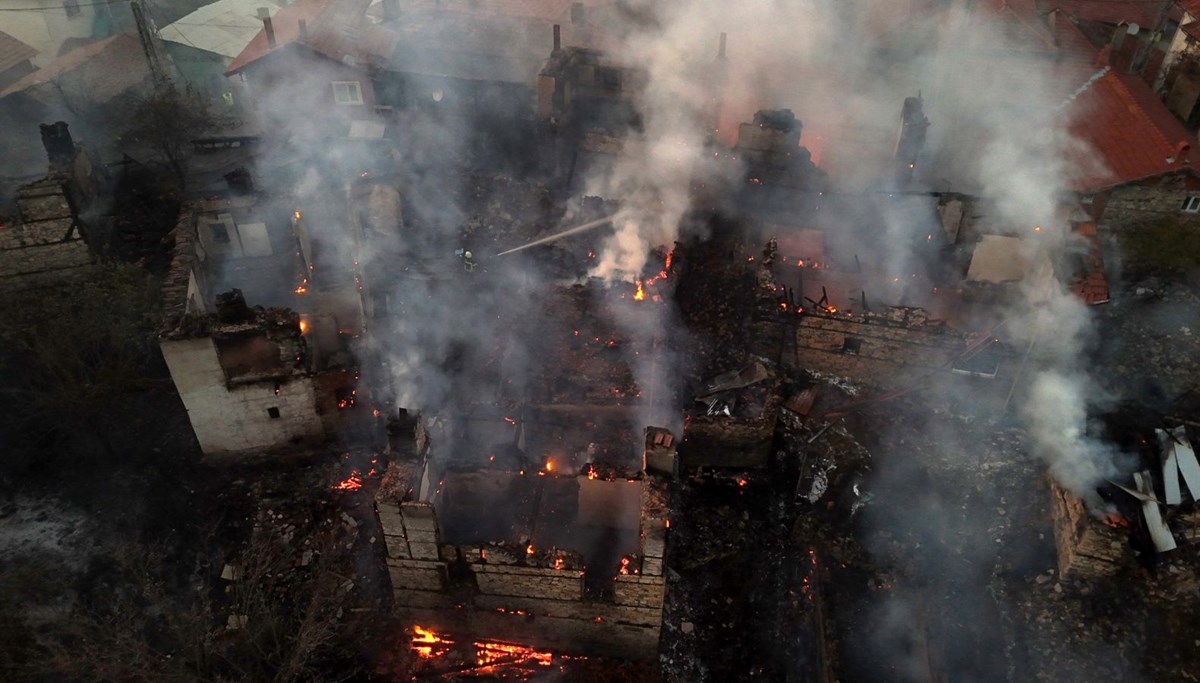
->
<box><xmin>0</xmin><ymin>30</ymin><xmax>36</xmax><ymax>74</ymax></box>
<box><xmin>1038</xmin><ymin>0</ymin><xmax>1174</xmax><ymax>27</ymax></box>
<box><xmin>0</xmin><ymin>33</ymin><xmax>148</xmax><ymax>101</ymax></box>
<box><xmin>1067</xmin><ymin>69</ymin><xmax>1195</xmax><ymax>190</ymax></box>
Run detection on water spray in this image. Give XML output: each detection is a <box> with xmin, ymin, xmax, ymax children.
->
<box><xmin>495</xmin><ymin>215</ymin><xmax>617</xmax><ymax>256</ymax></box>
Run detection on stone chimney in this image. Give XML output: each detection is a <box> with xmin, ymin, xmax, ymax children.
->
<box><xmin>553</xmin><ymin>23</ymin><xmax>561</xmax><ymax>51</ymax></box>
<box><xmin>215</xmin><ymin>289</ymin><xmax>253</xmax><ymax>324</ymax></box>
<box><xmin>39</xmin><ymin>121</ymin><xmax>75</xmax><ymax>169</ymax></box>
<box><xmin>895</xmin><ymin>93</ymin><xmax>930</xmax><ymax>181</ymax></box>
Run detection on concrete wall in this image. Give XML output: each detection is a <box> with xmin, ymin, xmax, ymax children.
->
<box><xmin>161</xmin><ymin>336</ymin><xmax>325</xmax><ymax>455</ymax></box>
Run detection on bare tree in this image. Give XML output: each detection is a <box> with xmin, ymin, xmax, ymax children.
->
<box><xmin>119</xmin><ymin>83</ymin><xmax>232</xmax><ymax>185</ymax></box>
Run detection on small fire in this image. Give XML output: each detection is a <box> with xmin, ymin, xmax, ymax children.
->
<box><xmin>1102</xmin><ymin>511</ymin><xmax>1131</xmax><ymax>529</ymax></box>
<box><xmin>633</xmin><ymin>280</ymin><xmax>645</xmax><ymax>301</ymax></box>
<box><xmin>1033</xmin><ymin>225</ymin><xmax>1042</xmax><ymax>233</ymax></box>
<box><xmin>294</xmin><ymin>282</ymin><xmax>307</xmax><ymax>295</ymax></box>
<box><xmin>553</xmin><ymin>556</ymin><xmax>564</xmax><ymax>570</ymax></box>
<box><xmin>618</xmin><ymin>557</ymin><xmax>631</xmax><ymax>575</ymax></box>
<box><xmin>298</xmin><ymin>317</ymin><xmax>309</xmax><ymax>334</ymax></box>
<box><xmin>332</xmin><ymin>470</ymin><xmax>362</xmax><ymax>491</ymax></box>
<box><xmin>545</xmin><ymin>459</ymin><xmax>554</xmax><ymax>472</ymax></box>
<box><xmin>293</xmin><ymin>211</ymin><xmax>301</xmax><ymax>220</ymax></box>
<box><xmin>526</xmin><ymin>544</ymin><xmax>535</xmax><ymax>556</ymax></box>
<box><xmin>412</xmin><ymin>625</ymin><xmax>450</xmax><ymax>658</ymax></box>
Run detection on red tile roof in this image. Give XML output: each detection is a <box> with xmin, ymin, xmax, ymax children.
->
<box><xmin>225</xmin><ymin>0</ymin><xmax>379</xmax><ymax>75</ymax></box>
<box><xmin>1038</xmin><ymin>0</ymin><xmax>1174</xmax><ymax>27</ymax></box>
<box><xmin>1067</xmin><ymin>68</ymin><xmax>1196</xmax><ymax>190</ymax></box>
<box><xmin>0</xmin><ymin>33</ymin><xmax>149</xmax><ymax>101</ymax></box>
<box><xmin>1179</xmin><ymin>0</ymin><xmax>1200</xmax><ymax>19</ymax></box>
<box><xmin>1182</xmin><ymin>19</ymin><xmax>1200</xmax><ymax>40</ymax></box>
<box><xmin>0</xmin><ymin>30</ymin><xmax>36</xmax><ymax>74</ymax></box>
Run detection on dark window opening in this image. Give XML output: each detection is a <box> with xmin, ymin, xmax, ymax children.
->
<box><xmin>63</xmin><ymin>0</ymin><xmax>80</xmax><ymax>17</ymax></box>
<box><xmin>267</xmin><ymin>406</ymin><xmax>281</xmax><ymax>419</ymax></box>
<box><xmin>595</xmin><ymin>66</ymin><xmax>622</xmax><ymax>92</ymax></box>
<box><xmin>210</xmin><ymin>222</ymin><xmax>231</xmax><ymax>243</ymax></box>
<box><xmin>842</xmin><ymin>336</ymin><xmax>862</xmax><ymax>355</ymax></box>
<box><xmin>1182</xmin><ymin>196</ymin><xmax>1200</xmax><ymax>213</ymax></box>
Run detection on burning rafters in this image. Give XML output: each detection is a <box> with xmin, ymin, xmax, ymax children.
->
<box><xmin>408</xmin><ymin>625</ymin><xmax>561</xmax><ymax>678</ymax></box>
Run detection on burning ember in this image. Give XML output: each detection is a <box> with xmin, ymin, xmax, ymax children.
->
<box><xmin>1102</xmin><ymin>511</ymin><xmax>1131</xmax><ymax>529</ymax></box>
<box><xmin>545</xmin><ymin>458</ymin><xmax>554</xmax><ymax>472</ymax></box>
<box><xmin>298</xmin><ymin>317</ymin><xmax>309</xmax><ymax>334</ymax></box>
<box><xmin>633</xmin><ymin>280</ymin><xmax>645</xmax><ymax>301</ymax></box>
<box><xmin>409</xmin><ymin>625</ymin><xmax>556</xmax><ymax>674</ymax></box>
<box><xmin>332</xmin><ymin>470</ymin><xmax>363</xmax><ymax>491</ymax></box>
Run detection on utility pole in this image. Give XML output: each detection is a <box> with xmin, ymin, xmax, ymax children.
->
<box><xmin>1131</xmin><ymin>0</ymin><xmax>1176</xmax><ymax>76</ymax></box>
<box><xmin>130</xmin><ymin>0</ymin><xmax>170</xmax><ymax>85</ymax></box>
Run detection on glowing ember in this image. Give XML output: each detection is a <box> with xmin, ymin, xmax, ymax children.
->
<box><xmin>553</xmin><ymin>556</ymin><xmax>564</xmax><ymax>570</ymax></box>
<box><xmin>293</xmin><ymin>211</ymin><xmax>301</xmax><ymax>220</ymax></box>
<box><xmin>664</xmin><ymin>250</ymin><xmax>673</xmax><ymax>270</ymax></box>
<box><xmin>633</xmin><ymin>280</ymin><xmax>645</xmax><ymax>301</ymax></box>
<box><xmin>545</xmin><ymin>459</ymin><xmax>554</xmax><ymax>472</ymax></box>
<box><xmin>332</xmin><ymin>470</ymin><xmax>362</xmax><ymax>491</ymax></box>
<box><xmin>298</xmin><ymin>317</ymin><xmax>309</xmax><ymax>334</ymax></box>
<box><xmin>526</xmin><ymin>544</ymin><xmax>535</xmax><ymax>555</ymax></box>
<box><xmin>1102</xmin><ymin>511</ymin><xmax>1131</xmax><ymax>529</ymax></box>
<box><xmin>618</xmin><ymin>556</ymin><xmax>631</xmax><ymax>575</ymax></box>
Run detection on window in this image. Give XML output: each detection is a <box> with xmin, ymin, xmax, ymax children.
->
<box><xmin>1182</xmin><ymin>196</ymin><xmax>1200</xmax><ymax>213</ymax></box>
<box><xmin>841</xmin><ymin>337</ymin><xmax>863</xmax><ymax>355</ymax></box>
<box><xmin>63</xmin><ymin>0</ymin><xmax>80</xmax><ymax>17</ymax></box>
<box><xmin>332</xmin><ymin>81</ymin><xmax>363</xmax><ymax>105</ymax></box>
<box><xmin>267</xmin><ymin>407</ymin><xmax>281</xmax><ymax>419</ymax></box>
<box><xmin>595</xmin><ymin>67</ymin><xmax>622</xmax><ymax>92</ymax></box>
<box><xmin>209</xmin><ymin>222</ymin><xmax>231</xmax><ymax>244</ymax></box>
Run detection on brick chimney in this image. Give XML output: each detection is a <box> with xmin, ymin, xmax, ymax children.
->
<box><xmin>258</xmin><ymin>7</ymin><xmax>276</xmax><ymax>49</ymax></box>
<box><xmin>39</xmin><ymin>121</ymin><xmax>75</xmax><ymax>169</ymax></box>
<box><xmin>553</xmin><ymin>23</ymin><xmax>561</xmax><ymax>51</ymax></box>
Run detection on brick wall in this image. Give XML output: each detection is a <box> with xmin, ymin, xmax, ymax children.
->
<box><xmin>1048</xmin><ymin>477</ymin><xmax>1128</xmax><ymax>579</ymax></box>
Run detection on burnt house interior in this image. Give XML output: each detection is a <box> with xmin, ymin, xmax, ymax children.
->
<box><xmin>5</xmin><ymin>1</ymin><xmax>1200</xmax><ymax>682</ymax></box>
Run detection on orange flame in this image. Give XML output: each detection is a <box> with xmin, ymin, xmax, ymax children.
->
<box><xmin>545</xmin><ymin>459</ymin><xmax>554</xmax><ymax>472</ymax></box>
<box><xmin>298</xmin><ymin>317</ymin><xmax>309</xmax><ymax>334</ymax></box>
<box><xmin>633</xmin><ymin>281</ymin><xmax>645</xmax><ymax>301</ymax></box>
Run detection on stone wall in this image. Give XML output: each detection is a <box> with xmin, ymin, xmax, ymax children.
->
<box><xmin>1099</xmin><ymin>173</ymin><xmax>1200</xmax><ymax>232</ymax></box>
<box><xmin>160</xmin><ymin>336</ymin><xmax>326</xmax><ymax>455</ymax></box>
<box><xmin>377</xmin><ymin>457</ymin><xmax>672</xmax><ymax>659</ymax></box>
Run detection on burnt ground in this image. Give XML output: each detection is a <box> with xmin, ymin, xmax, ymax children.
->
<box><xmin>657</xmin><ymin>233</ymin><xmax>1200</xmax><ymax>681</ymax></box>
